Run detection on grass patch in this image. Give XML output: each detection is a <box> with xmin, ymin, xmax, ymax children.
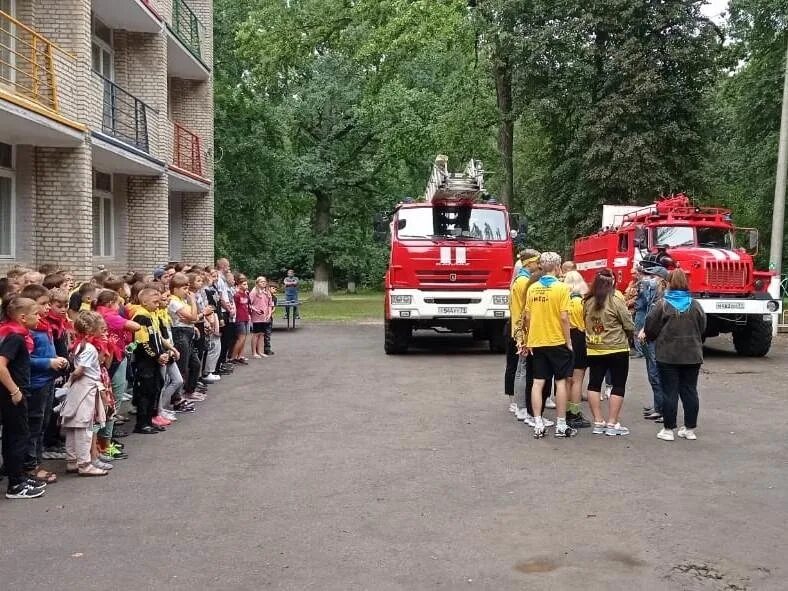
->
<box><xmin>298</xmin><ymin>293</ymin><xmax>383</xmax><ymax>321</ymax></box>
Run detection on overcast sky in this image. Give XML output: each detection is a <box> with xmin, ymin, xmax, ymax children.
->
<box><xmin>702</xmin><ymin>0</ymin><xmax>729</xmax><ymax>23</ymax></box>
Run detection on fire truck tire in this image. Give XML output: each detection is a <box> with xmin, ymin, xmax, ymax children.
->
<box><xmin>732</xmin><ymin>316</ymin><xmax>772</xmax><ymax>357</ymax></box>
<box><xmin>384</xmin><ymin>320</ymin><xmax>410</xmax><ymax>354</ymax></box>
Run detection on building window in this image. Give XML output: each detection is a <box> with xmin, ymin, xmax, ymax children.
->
<box><xmin>91</xmin><ymin>14</ymin><xmax>113</xmax><ymax>80</ymax></box>
<box><xmin>92</xmin><ymin>171</ymin><xmax>113</xmax><ymax>257</ymax></box>
<box><xmin>0</xmin><ymin>142</ymin><xmax>14</xmax><ymax>258</ymax></box>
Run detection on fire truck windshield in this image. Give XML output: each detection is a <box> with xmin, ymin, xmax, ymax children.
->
<box><xmin>654</xmin><ymin>226</ymin><xmax>735</xmax><ymax>249</ymax></box>
<box><xmin>396</xmin><ymin>206</ymin><xmax>507</xmax><ymax>241</ymax></box>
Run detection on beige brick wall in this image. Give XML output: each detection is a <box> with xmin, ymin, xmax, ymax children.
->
<box><xmin>180</xmin><ymin>191</ymin><xmax>214</xmax><ymax>266</ymax></box>
<box><xmin>33</xmin><ymin>142</ymin><xmax>93</xmax><ymax>279</ymax></box>
<box><xmin>127</xmin><ymin>175</ymin><xmax>170</xmax><ymax>271</ymax></box>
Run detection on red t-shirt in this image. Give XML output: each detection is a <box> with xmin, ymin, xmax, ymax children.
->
<box><xmin>234</xmin><ymin>291</ymin><xmax>251</xmax><ymax>322</ymax></box>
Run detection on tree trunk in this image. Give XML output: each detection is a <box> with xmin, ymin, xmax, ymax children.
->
<box><xmin>494</xmin><ymin>51</ymin><xmax>514</xmax><ymax>210</ymax></box>
<box><xmin>312</xmin><ymin>191</ymin><xmax>331</xmax><ymax>300</ymax></box>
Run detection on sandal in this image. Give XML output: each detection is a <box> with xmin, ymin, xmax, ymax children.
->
<box><xmin>78</xmin><ymin>464</ymin><xmax>108</xmax><ymax>477</ymax></box>
<box><xmin>28</xmin><ymin>468</ymin><xmax>57</xmax><ymax>483</ymax></box>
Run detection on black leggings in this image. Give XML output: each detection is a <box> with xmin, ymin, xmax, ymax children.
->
<box><xmin>504</xmin><ymin>324</ymin><xmax>518</xmax><ymax>396</ymax></box>
<box><xmin>587</xmin><ymin>352</ymin><xmax>629</xmax><ymax>397</ymax></box>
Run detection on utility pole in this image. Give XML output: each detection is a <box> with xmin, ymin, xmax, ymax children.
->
<box><xmin>769</xmin><ymin>39</ymin><xmax>788</xmax><ymax>275</ymax></box>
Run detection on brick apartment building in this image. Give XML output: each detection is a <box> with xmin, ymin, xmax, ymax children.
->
<box><xmin>0</xmin><ymin>0</ymin><xmax>214</xmax><ymax>278</ymax></box>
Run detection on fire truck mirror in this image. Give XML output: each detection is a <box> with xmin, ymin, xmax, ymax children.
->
<box><xmin>634</xmin><ymin>227</ymin><xmax>647</xmax><ymax>250</ymax></box>
<box><xmin>372</xmin><ymin>213</ymin><xmax>391</xmax><ymax>242</ymax></box>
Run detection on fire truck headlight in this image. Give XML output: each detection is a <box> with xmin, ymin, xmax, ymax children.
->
<box><xmin>754</xmin><ymin>279</ymin><xmax>765</xmax><ymax>291</ymax></box>
<box><xmin>766</xmin><ymin>300</ymin><xmax>779</xmax><ymax>312</ymax></box>
<box><xmin>493</xmin><ymin>295</ymin><xmax>509</xmax><ymax>306</ymax></box>
<box><xmin>390</xmin><ymin>294</ymin><xmax>412</xmax><ymax>305</ymax></box>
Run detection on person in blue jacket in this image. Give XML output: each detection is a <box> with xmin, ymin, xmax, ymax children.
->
<box><xmin>20</xmin><ymin>285</ymin><xmax>68</xmax><ymax>483</ymax></box>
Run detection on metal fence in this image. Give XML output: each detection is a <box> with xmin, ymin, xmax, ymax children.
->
<box><xmin>96</xmin><ymin>73</ymin><xmax>151</xmax><ymax>153</ymax></box>
<box><xmin>172</xmin><ymin>0</ymin><xmax>202</xmax><ymax>59</ymax></box>
<box><xmin>173</xmin><ymin>120</ymin><xmax>205</xmax><ymax>177</ymax></box>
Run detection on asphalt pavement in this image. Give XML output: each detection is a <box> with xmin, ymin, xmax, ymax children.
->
<box><xmin>1</xmin><ymin>324</ymin><xmax>786</xmax><ymax>590</ymax></box>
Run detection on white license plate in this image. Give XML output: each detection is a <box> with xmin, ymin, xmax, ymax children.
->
<box><xmin>715</xmin><ymin>302</ymin><xmax>745</xmax><ymax>311</ymax></box>
<box><xmin>438</xmin><ymin>306</ymin><xmax>467</xmax><ymax>315</ymax></box>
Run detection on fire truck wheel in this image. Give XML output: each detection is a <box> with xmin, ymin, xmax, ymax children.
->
<box><xmin>384</xmin><ymin>320</ymin><xmax>411</xmax><ymax>354</ymax></box>
<box><xmin>732</xmin><ymin>316</ymin><xmax>772</xmax><ymax>358</ymax></box>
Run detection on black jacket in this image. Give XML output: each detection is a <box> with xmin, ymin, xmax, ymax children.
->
<box><xmin>644</xmin><ymin>299</ymin><xmax>707</xmax><ymax>365</ymax></box>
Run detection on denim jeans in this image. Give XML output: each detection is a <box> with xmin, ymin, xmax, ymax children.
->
<box><xmin>24</xmin><ymin>382</ymin><xmax>53</xmax><ymax>470</ymax></box>
<box><xmin>633</xmin><ymin>311</ymin><xmax>646</xmax><ymax>356</ymax></box>
<box><xmin>657</xmin><ymin>363</ymin><xmax>700</xmax><ymax>430</ymax></box>
<box><xmin>643</xmin><ymin>341</ymin><xmax>664</xmax><ymax>413</ymax></box>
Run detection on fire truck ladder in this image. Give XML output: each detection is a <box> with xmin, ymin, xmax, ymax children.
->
<box><xmin>424</xmin><ymin>155</ymin><xmax>485</xmax><ymax>202</ymax></box>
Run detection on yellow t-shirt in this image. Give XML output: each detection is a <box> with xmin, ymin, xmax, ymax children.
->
<box><xmin>525</xmin><ymin>277</ymin><xmax>570</xmax><ymax>347</ymax></box>
<box><xmin>509</xmin><ymin>274</ymin><xmax>530</xmax><ymax>337</ymax></box>
<box><xmin>568</xmin><ymin>293</ymin><xmax>585</xmax><ymax>331</ymax></box>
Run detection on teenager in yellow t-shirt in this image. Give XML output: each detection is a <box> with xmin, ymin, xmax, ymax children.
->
<box><xmin>506</xmin><ymin>250</ymin><xmax>540</xmax><ymax>413</ymax></box>
<box><xmin>523</xmin><ymin>252</ymin><xmax>576</xmax><ymax>438</ymax></box>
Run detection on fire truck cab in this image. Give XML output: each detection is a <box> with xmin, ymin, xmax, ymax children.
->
<box><xmin>377</xmin><ymin>156</ymin><xmax>517</xmax><ymax>354</ymax></box>
<box><xmin>574</xmin><ymin>195</ymin><xmax>782</xmax><ymax>357</ymax></box>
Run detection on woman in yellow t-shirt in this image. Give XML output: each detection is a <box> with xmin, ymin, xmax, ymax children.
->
<box><xmin>583</xmin><ymin>269</ymin><xmax>635</xmax><ymax>437</ymax></box>
<box><xmin>563</xmin><ymin>271</ymin><xmax>590</xmax><ymax>429</ymax></box>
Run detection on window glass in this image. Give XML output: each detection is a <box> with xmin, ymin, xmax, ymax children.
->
<box><xmin>654</xmin><ymin>226</ymin><xmax>695</xmax><ymax>248</ymax></box>
<box><xmin>397</xmin><ymin>206</ymin><xmax>508</xmax><ymax>241</ymax></box>
<box><xmin>94</xmin><ymin>171</ymin><xmax>111</xmax><ymax>192</ymax></box>
<box><xmin>0</xmin><ymin>142</ymin><xmax>11</xmax><ymax>168</ymax></box>
<box><xmin>0</xmin><ymin>176</ymin><xmax>12</xmax><ymax>256</ymax></box>
<box><xmin>103</xmin><ymin>197</ymin><xmax>112</xmax><ymax>254</ymax></box>
<box><xmin>92</xmin><ymin>196</ymin><xmax>101</xmax><ymax>255</ymax></box>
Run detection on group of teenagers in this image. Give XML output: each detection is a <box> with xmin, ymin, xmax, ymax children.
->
<box><xmin>0</xmin><ymin>258</ymin><xmax>289</xmax><ymax>500</ymax></box>
<box><xmin>504</xmin><ymin>249</ymin><xmax>707</xmax><ymax>440</ymax></box>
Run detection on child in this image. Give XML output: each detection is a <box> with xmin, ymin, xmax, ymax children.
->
<box><xmin>61</xmin><ymin>311</ymin><xmax>109</xmax><ymax>476</ymax></box>
<box><xmin>168</xmin><ymin>273</ymin><xmax>203</xmax><ymax>405</ymax></box>
<box><xmin>68</xmin><ymin>283</ymin><xmax>96</xmax><ymax>321</ymax></box>
<box><xmin>249</xmin><ymin>277</ymin><xmax>275</xmax><ymax>358</ymax></box>
<box><xmin>199</xmin><ymin>271</ymin><xmax>222</xmax><ymax>383</ymax></box>
<box><xmin>231</xmin><ymin>274</ymin><xmax>251</xmax><ymax>364</ymax></box>
<box><xmin>0</xmin><ymin>297</ymin><xmax>46</xmax><ymax>498</ymax></box>
<box><xmin>19</xmin><ymin>284</ymin><xmax>68</xmax><ymax>483</ymax></box>
<box><xmin>131</xmin><ymin>288</ymin><xmax>170</xmax><ymax>433</ymax></box>
<box><xmin>96</xmin><ymin>290</ymin><xmax>139</xmax><ymax>456</ymax></box>
<box><xmin>41</xmin><ymin>288</ymin><xmax>72</xmax><ymax>459</ymax></box>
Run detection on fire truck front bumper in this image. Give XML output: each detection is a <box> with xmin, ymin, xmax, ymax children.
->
<box><xmin>387</xmin><ymin>289</ymin><xmax>511</xmax><ymax>320</ymax></box>
<box><xmin>696</xmin><ymin>298</ymin><xmax>782</xmax><ymax>316</ymax></box>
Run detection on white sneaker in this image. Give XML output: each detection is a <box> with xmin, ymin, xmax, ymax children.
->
<box><xmin>533</xmin><ymin>417</ymin><xmax>546</xmax><ymax>439</ymax></box>
<box><xmin>523</xmin><ymin>414</ymin><xmax>536</xmax><ymax>427</ymax></box>
<box><xmin>509</xmin><ymin>402</ymin><xmax>517</xmax><ymax>413</ymax></box>
<box><xmin>545</xmin><ymin>397</ymin><xmax>556</xmax><ymax>409</ymax></box>
<box><xmin>542</xmin><ymin>418</ymin><xmax>555</xmax><ymax>427</ymax></box>
<box><xmin>657</xmin><ymin>428</ymin><xmax>675</xmax><ymax>441</ymax></box>
<box><xmin>160</xmin><ymin>410</ymin><xmax>177</xmax><ymax>422</ymax></box>
<box><xmin>605</xmin><ymin>423</ymin><xmax>630</xmax><ymax>436</ymax></box>
<box><xmin>203</xmin><ymin>374</ymin><xmax>221</xmax><ymax>383</ymax></box>
<box><xmin>677</xmin><ymin>426</ymin><xmax>697</xmax><ymax>440</ymax></box>
<box><xmin>515</xmin><ymin>407</ymin><xmax>529</xmax><ymax>421</ymax></box>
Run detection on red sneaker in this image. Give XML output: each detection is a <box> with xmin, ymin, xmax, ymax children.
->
<box><xmin>152</xmin><ymin>416</ymin><xmax>172</xmax><ymax>427</ymax></box>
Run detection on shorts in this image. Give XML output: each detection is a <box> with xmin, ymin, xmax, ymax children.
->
<box><xmin>587</xmin><ymin>352</ymin><xmax>629</xmax><ymax>397</ymax></box>
<box><xmin>236</xmin><ymin>321</ymin><xmax>250</xmax><ymax>335</ymax></box>
<box><xmin>251</xmin><ymin>322</ymin><xmax>270</xmax><ymax>334</ymax></box>
<box><xmin>570</xmin><ymin>328</ymin><xmax>588</xmax><ymax>370</ymax></box>
<box><xmin>531</xmin><ymin>345</ymin><xmax>573</xmax><ymax>381</ymax></box>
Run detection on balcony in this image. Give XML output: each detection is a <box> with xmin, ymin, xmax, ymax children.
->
<box><xmin>0</xmin><ymin>9</ymin><xmax>84</xmax><ymax>146</ymax></box>
<box><xmin>91</xmin><ymin>72</ymin><xmax>165</xmax><ymax>176</ymax></box>
<box><xmin>167</xmin><ymin>0</ymin><xmax>209</xmax><ymax>80</ymax></box>
<box><xmin>91</xmin><ymin>0</ymin><xmax>162</xmax><ymax>34</ymax></box>
<box><xmin>168</xmin><ymin>120</ymin><xmax>210</xmax><ymax>192</ymax></box>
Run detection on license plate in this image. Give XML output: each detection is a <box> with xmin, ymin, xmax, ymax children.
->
<box><xmin>715</xmin><ymin>302</ymin><xmax>745</xmax><ymax>311</ymax></box>
<box><xmin>438</xmin><ymin>306</ymin><xmax>467</xmax><ymax>315</ymax></box>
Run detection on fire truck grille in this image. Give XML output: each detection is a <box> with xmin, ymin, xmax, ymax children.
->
<box><xmin>705</xmin><ymin>262</ymin><xmax>749</xmax><ymax>289</ymax></box>
<box><xmin>416</xmin><ymin>269</ymin><xmax>489</xmax><ymax>288</ymax></box>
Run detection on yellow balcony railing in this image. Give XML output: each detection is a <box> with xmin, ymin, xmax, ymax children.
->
<box><xmin>0</xmin><ymin>9</ymin><xmax>74</xmax><ymax>114</ymax></box>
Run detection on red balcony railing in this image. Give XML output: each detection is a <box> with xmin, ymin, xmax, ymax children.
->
<box><xmin>173</xmin><ymin>121</ymin><xmax>205</xmax><ymax>178</ymax></box>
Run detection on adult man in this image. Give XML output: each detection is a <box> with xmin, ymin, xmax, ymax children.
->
<box><xmin>523</xmin><ymin>252</ymin><xmax>577</xmax><ymax>438</ymax></box>
<box><xmin>283</xmin><ymin>269</ymin><xmax>300</xmax><ymax>321</ymax></box>
<box><xmin>506</xmin><ymin>250</ymin><xmax>540</xmax><ymax>413</ymax></box>
<box><xmin>214</xmin><ymin>258</ymin><xmax>236</xmax><ymax>373</ymax></box>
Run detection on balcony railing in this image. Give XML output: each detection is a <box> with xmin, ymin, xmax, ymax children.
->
<box><xmin>97</xmin><ymin>73</ymin><xmax>151</xmax><ymax>153</ymax></box>
<box><xmin>0</xmin><ymin>9</ymin><xmax>74</xmax><ymax>113</ymax></box>
<box><xmin>172</xmin><ymin>121</ymin><xmax>205</xmax><ymax>178</ymax></box>
<box><xmin>172</xmin><ymin>0</ymin><xmax>202</xmax><ymax>59</ymax></box>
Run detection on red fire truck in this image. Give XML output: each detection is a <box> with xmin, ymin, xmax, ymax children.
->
<box><xmin>573</xmin><ymin>194</ymin><xmax>782</xmax><ymax>356</ymax></box>
<box><xmin>376</xmin><ymin>156</ymin><xmax>520</xmax><ymax>354</ymax></box>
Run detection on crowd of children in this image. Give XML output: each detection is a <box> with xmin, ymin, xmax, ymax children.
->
<box><xmin>0</xmin><ymin>259</ymin><xmax>283</xmax><ymax>499</ymax></box>
<box><xmin>505</xmin><ymin>250</ymin><xmax>706</xmax><ymax>441</ymax></box>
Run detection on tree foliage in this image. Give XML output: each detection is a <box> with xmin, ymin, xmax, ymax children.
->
<box><xmin>214</xmin><ymin>0</ymin><xmax>788</xmax><ymax>287</ymax></box>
